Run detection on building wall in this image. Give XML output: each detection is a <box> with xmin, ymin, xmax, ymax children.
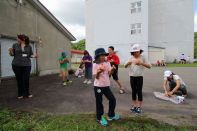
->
<box><xmin>86</xmin><ymin>0</ymin><xmax>194</xmax><ymax>63</ymax></box>
<box><xmin>71</xmin><ymin>54</ymin><xmax>83</xmax><ymax>64</ymax></box>
<box><xmin>149</xmin><ymin>0</ymin><xmax>194</xmax><ymax>62</ymax></box>
<box><xmin>86</xmin><ymin>0</ymin><xmax>149</xmax><ymax>63</ymax></box>
<box><xmin>148</xmin><ymin>47</ymin><xmax>165</xmax><ymax>64</ymax></box>
<box><xmin>0</xmin><ymin>0</ymin><xmax>71</xmax><ymax>76</ymax></box>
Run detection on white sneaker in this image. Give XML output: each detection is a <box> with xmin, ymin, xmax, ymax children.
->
<box><xmin>63</xmin><ymin>82</ymin><xmax>67</xmax><ymax>86</ymax></box>
<box><xmin>83</xmin><ymin>80</ymin><xmax>88</xmax><ymax>84</ymax></box>
<box><xmin>87</xmin><ymin>80</ymin><xmax>92</xmax><ymax>84</ymax></box>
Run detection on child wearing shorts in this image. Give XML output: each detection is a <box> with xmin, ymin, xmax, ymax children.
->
<box><xmin>93</xmin><ymin>48</ymin><xmax>120</xmax><ymax>126</ymax></box>
<box><xmin>124</xmin><ymin>44</ymin><xmax>151</xmax><ymax>113</ymax></box>
<box><xmin>59</xmin><ymin>51</ymin><xmax>72</xmax><ymax>86</ymax></box>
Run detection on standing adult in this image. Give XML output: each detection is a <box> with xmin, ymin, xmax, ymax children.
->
<box><xmin>107</xmin><ymin>46</ymin><xmax>124</xmax><ymax>94</ymax></box>
<box><xmin>82</xmin><ymin>50</ymin><xmax>93</xmax><ymax>84</ymax></box>
<box><xmin>8</xmin><ymin>34</ymin><xmax>37</xmax><ymax>99</ymax></box>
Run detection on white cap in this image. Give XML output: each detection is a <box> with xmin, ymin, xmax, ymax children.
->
<box><xmin>131</xmin><ymin>44</ymin><xmax>142</xmax><ymax>53</ymax></box>
<box><xmin>164</xmin><ymin>70</ymin><xmax>172</xmax><ymax>78</ymax></box>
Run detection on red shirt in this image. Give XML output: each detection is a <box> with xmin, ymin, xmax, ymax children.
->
<box><xmin>107</xmin><ymin>53</ymin><xmax>120</xmax><ymax>65</ymax></box>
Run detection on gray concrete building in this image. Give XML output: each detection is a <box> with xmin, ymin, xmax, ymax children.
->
<box><xmin>0</xmin><ymin>0</ymin><xmax>76</xmax><ymax>78</ymax></box>
<box><xmin>86</xmin><ymin>0</ymin><xmax>194</xmax><ymax>64</ymax></box>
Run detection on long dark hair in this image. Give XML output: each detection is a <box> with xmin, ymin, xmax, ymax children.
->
<box><xmin>84</xmin><ymin>50</ymin><xmax>90</xmax><ymax>56</ymax></box>
<box><xmin>131</xmin><ymin>50</ymin><xmax>143</xmax><ymax>56</ymax></box>
<box><xmin>24</xmin><ymin>35</ymin><xmax>30</xmax><ymax>45</ymax></box>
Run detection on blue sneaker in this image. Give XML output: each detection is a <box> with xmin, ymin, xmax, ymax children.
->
<box><xmin>130</xmin><ymin>107</ymin><xmax>137</xmax><ymax>113</ymax></box>
<box><xmin>136</xmin><ymin>107</ymin><xmax>143</xmax><ymax>114</ymax></box>
<box><xmin>108</xmin><ymin>114</ymin><xmax>120</xmax><ymax>121</ymax></box>
<box><xmin>97</xmin><ymin>116</ymin><xmax>108</xmax><ymax>126</ymax></box>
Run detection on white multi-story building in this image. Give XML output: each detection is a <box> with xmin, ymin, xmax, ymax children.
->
<box><xmin>85</xmin><ymin>0</ymin><xmax>194</xmax><ymax>64</ymax></box>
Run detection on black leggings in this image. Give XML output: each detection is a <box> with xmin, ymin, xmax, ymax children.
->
<box><xmin>130</xmin><ymin>76</ymin><xmax>143</xmax><ymax>101</ymax></box>
<box><xmin>94</xmin><ymin>86</ymin><xmax>116</xmax><ymax>120</ymax></box>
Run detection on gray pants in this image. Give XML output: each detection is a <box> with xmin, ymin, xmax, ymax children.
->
<box><xmin>85</xmin><ymin>67</ymin><xmax>92</xmax><ymax>79</ymax></box>
<box><xmin>169</xmin><ymin>81</ymin><xmax>187</xmax><ymax>95</ymax></box>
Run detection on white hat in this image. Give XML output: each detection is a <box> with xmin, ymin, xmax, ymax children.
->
<box><xmin>131</xmin><ymin>44</ymin><xmax>142</xmax><ymax>53</ymax></box>
<box><xmin>164</xmin><ymin>70</ymin><xmax>172</xmax><ymax>78</ymax></box>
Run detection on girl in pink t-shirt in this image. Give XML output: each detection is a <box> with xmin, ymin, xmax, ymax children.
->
<box><xmin>93</xmin><ymin>48</ymin><xmax>120</xmax><ymax>126</ymax></box>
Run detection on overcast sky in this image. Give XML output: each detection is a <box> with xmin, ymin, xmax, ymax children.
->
<box><xmin>39</xmin><ymin>0</ymin><xmax>196</xmax><ymax>41</ymax></box>
<box><xmin>39</xmin><ymin>0</ymin><xmax>85</xmax><ymax>41</ymax></box>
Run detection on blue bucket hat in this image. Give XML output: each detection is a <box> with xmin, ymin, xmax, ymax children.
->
<box><xmin>61</xmin><ymin>51</ymin><xmax>67</xmax><ymax>57</ymax></box>
<box><xmin>94</xmin><ymin>48</ymin><xmax>109</xmax><ymax>59</ymax></box>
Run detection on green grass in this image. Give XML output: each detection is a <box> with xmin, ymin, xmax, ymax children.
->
<box><xmin>167</xmin><ymin>63</ymin><xmax>197</xmax><ymax>67</ymax></box>
<box><xmin>0</xmin><ymin>108</ymin><xmax>196</xmax><ymax>131</ymax></box>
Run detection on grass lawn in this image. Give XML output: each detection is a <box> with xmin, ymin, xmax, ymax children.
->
<box><xmin>0</xmin><ymin>108</ymin><xmax>196</xmax><ymax>131</ymax></box>
<box><xmin>167</xmin><ymin>63</ymin><xmax>197</xmax><ymax>67</ymax></box>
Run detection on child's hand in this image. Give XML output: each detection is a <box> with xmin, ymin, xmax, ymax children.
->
<box><xmin>97</xmin><ymin>69</ymin><xmax>104</xmax><ymax>73</ymax></box>
<box><xmin>164</xmin><ymin>91</ymin><xmax>169</xmax><ymax>97</ymax></box>
<box><xmin>167</xmin><ymin>91</ymin><xmax>173</xmax><ymax>97</ymax></box>
<box><xmin>135</xmin><ymin>59</ymin><xmax>143</xmax><ymax>65</ymax></box>
<box><xmin>111</xmin><ymin>65</ymin><xmax>116</xmax><ymax>70</ymax></box>
<box><xmin>64</xmin><ymin>58</ymin><xmax>69</xmax><ymax>62</ymax></box>
<box><xmin>96</xmin><ymin>69</ymin><xmax>104</xmax><ymax>79</ymax></box>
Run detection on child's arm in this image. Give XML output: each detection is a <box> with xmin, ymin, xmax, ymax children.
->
<box><xmin>84</xmin><ymin>60</ymin><xmax>92</xmax><ymax>63</ymax></box>
<box><xmin>137</xmin><ymin>59</ymin><xmax>151</xmax><ymax>69</ymax></box>
<box><xmin>167</xmin><ymin>80</ymin><xmax>181</xmax><ymax>96</ymax></box>
<box><xmin>108</xmin><ymin>65</ymin><xmax>116</xmax><ymax>75</ymax></box>
<box><xmin>96</xmin><ymin>69</ymin><xmax>103</xmax><ymax>79</ymax></box>
<box><xmin>59</xmin><ymin>60</ymin><xmax>64</xmax><ymax>64</ymax></box>
<box><xmin>140</xmin><ymin>62</ymin><xmax>151</xmax><ymax>69</ymax></box>
<box><xmin>163</xmin><ymin>80</ymin><xmax>169</xmax><ymax>96</ymax></box>
<box><xmin>124</xmin><ymin>61</ymin><xmax>132</xmax><ymax>68</ymax></box>
<box><xmin>64</xmin><ymin>58</ymin><xmax>70</xmax><ymax>63</ymax></box>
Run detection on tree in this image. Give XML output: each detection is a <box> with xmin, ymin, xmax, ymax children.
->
<box><xmin>71</xmin><ymin>39</ymin><xmax>85</xmax><ymax>50</ymax></box>
<box><xmin>194</xmin><ymin>32</ymin><xmax>197</xmax><ymax>58</ymax></box>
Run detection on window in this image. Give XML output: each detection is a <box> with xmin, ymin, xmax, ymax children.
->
<box><xmin>131</xmin><ymin>23</ymin><xmax>142</xmax><ymax>35</ymax></box>
<box><xmin>131</xmin><ymin>1</ymin><xmax>142</xmax><ymax>14</ymax></box>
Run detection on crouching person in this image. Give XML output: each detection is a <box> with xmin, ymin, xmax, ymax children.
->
<box><xmin>93</xmin><ymin>48</ymin><xmax>120</xmax><ymax>126</ymax></box>
<box><xmin>163</xmin><ymin>70</ymin><xmax>188</xmax><ymax>97</ymax></box>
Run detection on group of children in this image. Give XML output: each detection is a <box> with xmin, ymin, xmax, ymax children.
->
<box><xmin>58</xmin><ymin>44</ymin><xmax>188</xmax><ymax>126</ymax></box>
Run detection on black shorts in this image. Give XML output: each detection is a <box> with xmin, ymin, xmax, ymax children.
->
<box><xmin>169</xmin><ymin>81</ymin><xmax>187</xmax><ymax>95</ymax></box>
<box><xmin>180</xmin><ymin>59</ymin><xmax>186</xmax><ymax>62</ymax></box>
<box><xmin>111</xmin><ymin>64</ymin><xmax>119</xmax><ymax>81</ymax></box>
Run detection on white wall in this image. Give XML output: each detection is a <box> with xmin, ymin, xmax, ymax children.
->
<box><xmin>86</xmin><ymin>0</ymin><xmax>194</xmax><ymax>63</ymax></box>
<box><xmin>86</xmin><ymin>0</ymin><xmax>149</xmax><ymax>63</ymax></box>
<box><xmin>148</xmin><ymin>47</ymin><xmax>165</xmax><ymax>64</ymax></box>
<box><xmin>149</xmin><ymin>0</ymin><xmax>194</xmax><ymax>62</ymax></box>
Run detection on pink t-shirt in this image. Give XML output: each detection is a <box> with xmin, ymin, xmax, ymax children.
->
<box><xmin>93</xmin><ymin>62</ymin><xmax>111</xmax><ymax>87</ymax></box>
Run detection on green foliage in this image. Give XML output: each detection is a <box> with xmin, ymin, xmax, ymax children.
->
<box><xmin>0</xmin><ymin>108</ymin><xmax>196</xmax><ymax>131</ymax></box>
<box><xmin>71</xmin><ymin>39</ymin><xmax>85</xmax><ymax>50</ymax></box>
<box><xmin>194</xmin><ymin>32</ymin><xmax>197</xmax><ymax>58</ymax></box>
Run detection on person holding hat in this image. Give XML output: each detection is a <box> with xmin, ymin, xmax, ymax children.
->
<box><xmin>58</xmin><ymin>51</ymin><xmax>72</xmax><ymax>86</ymax></box>
<box><xmin>8</xmin><ymin>34</ymin><xmax>37</xmax><ymax>99</ymax></box>
<box><xmin>93</xmin><ymin>48</ymin><xmax>120</xmax><ymax>126</ymax></box>
<box><xmin>107</xmin><ymin>46</ymin><xmax>125</xmax><ymax>94</ymax></box>
<box><xmin>163</xmin><ymin>70</ymin><xmax>187</xmax><ymax>97</ymax></box>
<box><xmin>124</xmin><ymin>44</ymin><xmax>151</xmax><ymax>114</ymax></box>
